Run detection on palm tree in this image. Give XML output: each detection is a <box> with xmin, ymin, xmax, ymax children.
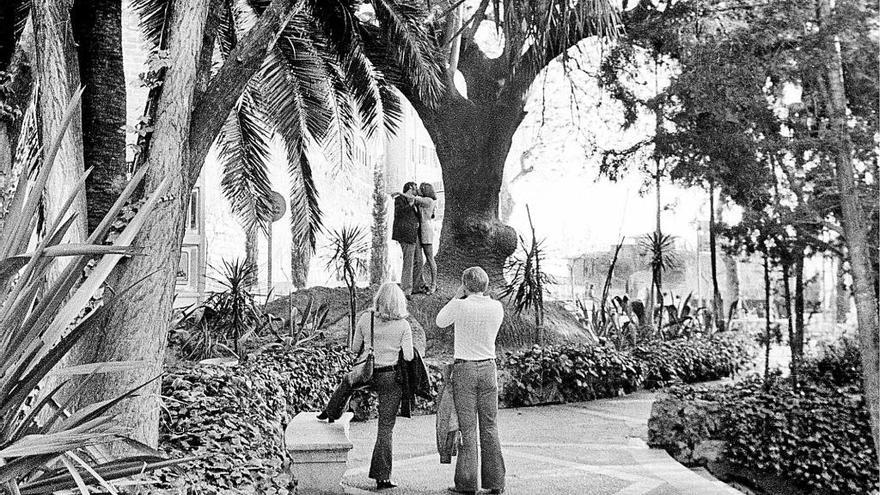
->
<box><xmin>3</xmin><ymin>0</ymin><xmax>443</xmax><ymax>449</ymax></box>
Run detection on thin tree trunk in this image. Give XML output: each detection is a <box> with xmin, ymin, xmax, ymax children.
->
<box><xmin>793</xmin><ymin>251</ymin><xmax>805</xmax><ymax>385</ymax></box>
<box><xmin>819</xmin><ymin>0</ymin><xmax>880</xmax><ymax>453</ymax></box>
<box><xmin>370</xmin><ymin>158</ymin><xmax>388</xmax><ymax>286</ymax></box>
<box><xmin>708</xmin><ymin>180</ymin><xmax>723</xmax><ymax>331</ymax></box>
<box><xmin>763</xmin><ymin>253</ymin><xmax>772</xmax><ymax>390</ymax></box>
<box><xmin>836</xmin><ymin>258</ymin><xmax>850</xmax><ymax>323</ymax></box>
<box><xmin>33</xmin><ymin>0</ymin><xmax>87</xmax><ymax>261</ymax></box>
<box><xmin>290</xmin><ymin>243</ymin><xmax>310</xmax><ymax>288</ymax></box>
<box><xmin>782</xmin><ymin>261</ymin><xmax>797</xmax><ymax>386</ymax></box>
<box><xmin>416</xmin><ymin>94</ymin><xmax>520</xmax><ymax>284</ymax></box>
<box><xmin>72</xmin><ymin>0</ymin><xmax>127</xmax><ymax>232</ymax></box>
<box><xmin>245</xmin><ymin>224</ymin><xmax>259</xmax><ymax>288</ymax></box>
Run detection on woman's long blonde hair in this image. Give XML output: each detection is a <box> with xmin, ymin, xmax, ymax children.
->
<box><xmin>373</xmin><ymin>282</ymin><xmax>409</xmax><ymax>321</ymax></box>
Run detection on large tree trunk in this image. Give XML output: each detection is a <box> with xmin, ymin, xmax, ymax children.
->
<box><xmin>33</xmin><ymin>0</ymin><xmax>87</xmax><ymax>253</ymax></box>
<box><xmin>72</xmin><ymin>0</ymin><xmax>127</xmax><ymax>232</ymax></box>
<box><xmin>0</xmin><ymin>20</ymin><xmax>34</xmax><ymax>225</ymax></box>
<box><xmin>819</xmin><ymin>0</ymin><xmax>880</xmax><ymax>453</ymax></box>
<box><xmin>74</xmin><ymin>0</ymin><xmax>297</xmax><ymax>449</ymax></box>
<box><xmin>416</xmin><ymin>94</ymin><xmax>519</xmax><ymax>285</ymax></box>
<box><xmin>76</xmin><ymin>0</ymin><xmax>212</xmax><ymax>450</ymax></box>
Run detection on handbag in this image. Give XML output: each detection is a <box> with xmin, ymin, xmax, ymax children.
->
<box><xmin>348</xmin><ymin>311</ymin><xmax>375</xmax><ymax>389</ymax></box>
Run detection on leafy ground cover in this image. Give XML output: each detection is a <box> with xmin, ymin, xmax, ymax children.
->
<box><xmin>502</xmin><ymin>333</ymin><xmax>753</xmax><ymax>406</ymax></box>
<box><xmin>649</xmin><ymin>339</ymin><xmax>878</xmax><ymax>494</ymax></box>
<box><xmin>156</xmin><ymin>333</ymin><xmax>753</xmax><ymax>492</ymax></box>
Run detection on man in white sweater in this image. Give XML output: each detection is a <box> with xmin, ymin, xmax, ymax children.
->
<box><xmin>435</xmin><ymin>267</ymin><xmax>505</xmax><ymax>495</ymax></box>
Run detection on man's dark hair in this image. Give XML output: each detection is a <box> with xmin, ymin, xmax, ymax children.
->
<box><xmin>402</xmin><ymin>182</ymin><xmax>417</xmax><ymax>193</ymax></box>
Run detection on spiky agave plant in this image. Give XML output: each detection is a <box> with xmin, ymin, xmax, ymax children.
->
<box><xmin>0</xmin><ymin>94</ymin><xmax>192</xmax><ymax>494</ymax></box>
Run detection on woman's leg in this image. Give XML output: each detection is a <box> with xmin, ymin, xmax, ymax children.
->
<box><xmin>369</xmin><ymin>371</ymin><xmax>403</xmax><ymax>481</ymax></box>
<box><xmin>320</xmin><ymin>375</ymin><xmax>353</xmax><ymax>421</ymax></box>
<box><xmin>421</xmin><ymin>243</ymin><xmax>437</xmax><ymax>292</ymax></box>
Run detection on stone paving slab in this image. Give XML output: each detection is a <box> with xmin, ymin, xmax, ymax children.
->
<box><xmin>341</xmin><ymin>392</ymin><xmax>742</xmax><ymax>495</ymax></box>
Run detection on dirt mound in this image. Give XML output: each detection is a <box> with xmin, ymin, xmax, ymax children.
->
<box><xmin>262</xmin><ymin>287</ymin><xmax>427</xmax><ymax>355</ymax></box>
<box><xmin>264</xmin><ymin>285</ymin><xmax>592</xmax><ymax>358</ymax></box>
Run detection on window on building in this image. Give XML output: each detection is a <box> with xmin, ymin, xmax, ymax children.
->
<box><xmin>188</xmin><ymin>188</ymin><xmax>200</xmax><ymax>232</ymax></box>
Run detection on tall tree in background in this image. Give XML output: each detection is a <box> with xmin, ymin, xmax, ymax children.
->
<box><xmin>606</xmin><ymin>0</ymin><xmax>878</xmax><ymax>450</ymax></box>
<box><xmin>402</xmin><ymin>1</ymin><xmax>621</xmax><ymax>283</ymax></box>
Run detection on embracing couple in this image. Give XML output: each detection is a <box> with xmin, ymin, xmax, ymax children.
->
<box><xmin>391</xmin><ymin>181</ymin><xmax>437</xmax><ymax>298</ymax></box>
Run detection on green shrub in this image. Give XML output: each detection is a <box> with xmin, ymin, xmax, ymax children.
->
<box><xmin>158</xmin><ymin>345</ymin><xmax>353</xmax><ymax>493</ymax></box>
<box><xmin>502</xmin><ymin>343</ymin><xmax>643</xmax><ymax>406</ymax></box>
<box><xmin>659</xmin><ymin>377</ymin><xmax>879</xmax><ymax>494</ymax></box>
<box><xmin>634</xmin><ymin>333</ymin><xmax>754</xmax><ymax>388</ymax></box>
<box><xmin>802</xmin><ymin>337</ymin><xmax>862</xmax><ymax>387</ymax></box>
<box><xmin>502</xmin><ymin>335</ymin><xmax>751</xmax><ymax>406</ymax></box>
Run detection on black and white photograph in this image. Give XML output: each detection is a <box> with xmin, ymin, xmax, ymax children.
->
<box><xmin>0</xmin><ymin>0</ymin><xmax>877</xmax><ymax>493</ymax></box>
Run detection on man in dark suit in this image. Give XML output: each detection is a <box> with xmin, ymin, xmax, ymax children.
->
<box><xmin>391</xmin><ymin>182</ymin><xmax>422</xmax><ymax>297</ymax></box>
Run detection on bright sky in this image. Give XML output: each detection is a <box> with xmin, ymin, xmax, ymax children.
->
<box><xmin>499</xmin><ymin>40</ymin><xmax>714</xmax><ymax>274</ymax></box>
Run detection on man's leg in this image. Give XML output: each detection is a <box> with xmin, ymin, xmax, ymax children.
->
<box><xmin>452</xmin><ymin>362</ymin><xmax>479</xmax><ymax>492</ymax></box>
<box><xmin>476</xmin><ymin>362</ymin><xmax>505</xmax><ymax>491</ymax></box>
<box><xmin>399</xmin><ymin>242</ymin><xmax>415</xmax><ymax>295</ymax></box>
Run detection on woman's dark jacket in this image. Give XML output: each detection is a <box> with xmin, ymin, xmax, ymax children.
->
<box><xmin>396</xmin><ymin>348</ymin><xmax>432</xmax><ymax>418</ymax></box>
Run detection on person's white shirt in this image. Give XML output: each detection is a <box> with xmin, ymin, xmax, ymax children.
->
<box><xmin>435</xmin><ymin>294</ymin><xmax>504</xmax><ymax>360</ymax></box>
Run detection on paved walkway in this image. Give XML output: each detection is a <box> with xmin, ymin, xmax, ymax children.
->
<box><xmin>341</xmin><ymin>391</ymin><xmax>742</xmax><ymax>495</ymax></box>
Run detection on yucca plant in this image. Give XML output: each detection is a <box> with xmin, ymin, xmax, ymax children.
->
<box><xmin>326</xmin><ymin>225</ymin><xmax>369</xmax><ymax>345</ymax></box>
<box><xmin>638</xmin><ymin>231</ymin><xmax>680</xmax><ymax>328</ymax></box>
<box><xmin>0</xmin><ymin>94</ymin><xmax>193</xmax><ymax>493</ymax></box>
<box><xmin>501</xmin><ymin>206</ymin><xmax>554</xmax><ymax>344</ymax></box>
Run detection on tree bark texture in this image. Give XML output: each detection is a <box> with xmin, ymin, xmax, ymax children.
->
<box><xmin>782</xmin><ymin>262</ymin><xmax>797</xmax><ymax>386</ymax></box>
<box><xmin>290</xmin><ymin>243</ymin><xmax>310</xmax><ymax>289</ymax></box>
<box><xmin>33</xmin><ymin>0</ymin><xmax>88</xmax><ymax>253</ymax></box>
<box><xmin>74</xmin><ymin>0</ymin><xmax>298</xmax><ymax>449</ymax></box>
<box><xmin>72</xmin><ymin>0</ymin><xmax>127</xmax><ymax>233</ymax></box>
<box><xmin>415</xmin><ymin>93</ymin><xmax>520</xmax><ymax>284</ymax></box>
<box><xmin>819</xmin><ymin>0</ymin><xmax>880</xmax><ymax>453</ymax></box>
<box><xmin>78</xmin><ymin>0</ymin><xmax>212</xmax><ymax>450</ymax></box>
<box><xmin>836</xmin><ymin>259</ymin><xmax>850</xmax><ymax>323</ymax></box>
<box><xmin>793</xmin><ymin>252</ymin><xmax>805</xmax><ymax>381</ymax></box>
<box><xmin>763</xmin><ymin>253</ymin><xmax>772</xmax><ymax>388</ymax></box>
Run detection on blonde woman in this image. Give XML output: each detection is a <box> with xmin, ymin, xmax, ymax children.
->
<box><xmin>319</xmin><ymin>283</ymin><xmax>414</xmax><ymax>490</ymax></box>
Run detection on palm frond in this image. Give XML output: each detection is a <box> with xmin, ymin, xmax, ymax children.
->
<box><xmin>309</xmin><ymin>0</ymin><xmax>386</xmax><ymax>138</ymax></box>
<box><xmin>216</xmin><ymin>84</ymin><xmax>276</xmax><ymax>232</ymax></box>
<box><xmin>369</xmin><ymin>0</ymin><xmax>443</xmax><ymax>107</ymax></box>
<box><xmin>260</xmin><ymin>50</ymin><xmax>324</xmax><ymax>250</ymax></box>
<box><xmin>130</xmin><ymin>0</ymin><xmax>172</xmax><ymax>51</ymax></box>
<box><xmin>217</xmin><ymin>0</ymin><xmax>239</xmax><ymax>57</ymax></box>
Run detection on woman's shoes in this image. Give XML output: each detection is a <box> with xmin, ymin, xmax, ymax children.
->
<box><xmin>316</xmin><ymin>412</ymin><xmax>335</xmax><ymax>424</ymax></box>
<box><xmin>376</xmin><ymin>480</ymin><xmax>398</xmax><ymax>490</ymax></box>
